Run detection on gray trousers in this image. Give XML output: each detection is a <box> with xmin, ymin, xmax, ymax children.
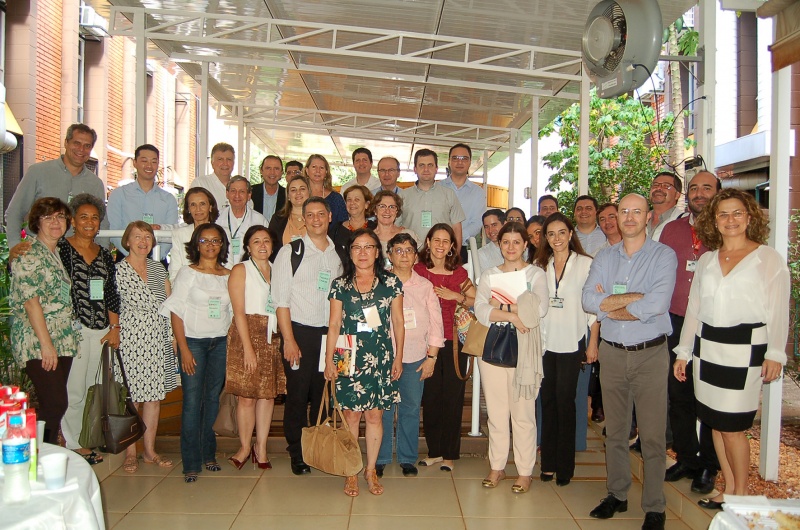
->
<box><xmin>599</xmin><ymin>339</ymin><xmax>668</xmax><ymax>513</ymax></box>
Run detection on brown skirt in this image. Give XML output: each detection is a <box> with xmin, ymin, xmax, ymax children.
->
<box><xmin>225</xmin><ymin>314</ymin><xmax>287</xmax><ymax>399</ymax></box>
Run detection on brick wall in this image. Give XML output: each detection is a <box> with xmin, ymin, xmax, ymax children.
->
<box><xmin>35</xmin><ymin>0</ymin><xmax>64</xmax><ymax>161</ymax></box>
<box><xmin>105</xmin><ymin>36</ymin><xmax>125</xmax><ymax>187</ymax></box>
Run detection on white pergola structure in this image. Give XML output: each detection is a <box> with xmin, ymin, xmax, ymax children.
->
<box><xmin>91</xmin><ymin>0</ymin><xmax>790</xmax><ymax>482</ymax></box>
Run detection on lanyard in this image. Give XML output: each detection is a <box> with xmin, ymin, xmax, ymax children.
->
<box><xmin>553</xmin><ymin>252</ymin><xmax>570</xmax><ymax>298</ymax></box>
<box><xmin>690</xmin><ymin>225</ymin><xmax>702</xmax><ymax>258</ymax></box>
<box><xmin>227</xmin><ymin>208</ymin><xmax>248</xmax><ymax>240</ymax></box>
<box><xmin>250</xmin><ymin>259</ymin><xmax>270</xmax><ymax>284</ymax></box>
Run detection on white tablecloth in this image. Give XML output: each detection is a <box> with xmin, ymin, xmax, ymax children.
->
<box><xmin>709</xmin><ymin>495</ymin><xmax>800</xmax><ymax>530</ymax></box>
<box><xmin>0</xmin><ymin>443</ymin><xmax>105</xmax><ymax>530</ymax></box>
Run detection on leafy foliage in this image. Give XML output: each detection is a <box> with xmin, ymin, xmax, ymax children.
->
<box><xmin>0</xmin><ymin>233</ymin><xmax>30</xmax><ymax>390</ymax></box>
<box><xmin>788</xmin><ymin>211</ymin><xmax>800</xmax><ymax>363</ymax></box>
<box><xmin>538</xmin><ymin>89</ymin><xmax>673</xmax><ymax>214</ymax></box>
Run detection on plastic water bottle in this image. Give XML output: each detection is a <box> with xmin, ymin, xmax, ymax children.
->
<box><xmin>2</xmin><ymin>413</ymin><xmax>31</xmax><ymax>503</ymax></box>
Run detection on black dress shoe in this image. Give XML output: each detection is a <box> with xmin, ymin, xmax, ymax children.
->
<box><xmin>400</xmin><ymin>463</ymin><xmax>418</xmax><ymax>476</ymax></box>
<box><xmin>556</xmin><ymin>477</ymin><xmax>571</xmax><ymax>487</ymax></box>
<box><xmin>540</xmin><ymin>472</ymin><xmax>554</xmax><ymax>482</ymax></box>
<box><xmin>591</xmin><ymin>409</ymin><xmax>605</xmax><ymax>422</ymax></box>
<box><xmin>698</xmin><ymin>498</ymin><xmax>724</xmax><ymax>510</ymax></box>
<box><xmin>691</xmin><ymin>468</ymin><xmax>717</xmax><ymax>494</ymax></box>
<box><xmin>642</xmin><ymin>511</ymin><xmax>666</xmax><ymax>530</ymax></box>
<box><xmin>664</xmin><ymin>462</ymin><xmax>695</xmax><ymax>482</ymax></box>
<box><xmin>589</xmin><ymin>494</ymin><xmax>628</xmax><ymax>519</ymax></box>
<box><xmin>630</xmin><ymin>439</ymin><xmax>641</xmax><ymax>453</ymax></box>
<box><xmin>290</xmin><ymin>459</ymin><xmax>311</xmax><ymax>475</ymax></box>
<box><xmin>375</xmin><ymin>464</ymin><xmax>385</xmax><ymax>478</ymax></box>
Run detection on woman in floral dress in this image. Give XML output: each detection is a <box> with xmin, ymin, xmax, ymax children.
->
<box><xmin>324</xmin><ymin>228</ymin><xmax>405</xmax><ymax>497</ymax></box>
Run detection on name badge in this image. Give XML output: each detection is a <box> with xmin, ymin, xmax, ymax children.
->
<box><xmin>231</xmin><ymin>238</ymin><xmax>241</xmax><ymax>256</ymax></box>
<box><xmin>89</xmin><ymin>278</ymin><xmax>104</xmax><ymax>300</ymax></box>
<box><xmin>60</xmin><ymin>279</ymin><xmax>71</xmax><ymax>304</ymax></box>
<box><xmin>362</xmin><ymin>305</ymin><xmax>382</xmax><ymax>329</ymax></box>
<box><xmin>686</xmin><ymin>260</ymin><xmax>697</xmax><ymax>272</ymax></box>
<box><xmin>265</xmin><ymin>294</ymin><xmax>276</xmax><ymax>316</ymax></box>
<box><xmin>612</xmin><ymin>284</ymin><xmax>627</xmax><ymax>295</ymax></box>
<box><xmin>317</xmin><ymin>270</ymin><xmax>332</xmax><ymax>291</ymax></box>
<box><xmin>142</xmin><ymin>213</ymin><xmax>155</xmax><ymax>224</ymax></box>
<box><xmin>421</xmin><ymin>211</ymin><xmax>432</xmax><ymax>228</ymax></box>
<box><xmin>549</xmin><ymin>297</ymin><xmax>564</xmax><ymax>309</ymax></box>
<box><xmin>67</xmin><ymin>192</ymin><xmax>73</xmax><ymax>205</ymax></box>
<box><xmin>403</xmin><ymin>308</ymin><xmax>417</xmax><ymax>329</ymax></box>
<box><xmin>208</xmin><ymin>297</ymin><xmax>222</xmax><ymax>319</ymax></box>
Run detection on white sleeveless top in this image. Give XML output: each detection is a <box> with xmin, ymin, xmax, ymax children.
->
<box><xmin>243</xmin><ymin>259</ymin><xmax>278</xmax><ymax>342</ymax></box>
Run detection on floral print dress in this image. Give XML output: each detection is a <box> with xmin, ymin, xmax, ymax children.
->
<box><xmin>329</xmin><ymin>273</ymin><xmax>402</xmax><ymax>411</ymax></box>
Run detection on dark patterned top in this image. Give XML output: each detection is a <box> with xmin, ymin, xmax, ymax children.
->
<box><xmin>58</xmin><ymin>238</ymin><xmax>121</xmax><ymax>330</ymax></box>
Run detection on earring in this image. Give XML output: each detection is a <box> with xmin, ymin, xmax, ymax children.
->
<box><xmin>447</xmin><ymin>250</ymin><xmax>454</xmax><ymax>257</ymax></box>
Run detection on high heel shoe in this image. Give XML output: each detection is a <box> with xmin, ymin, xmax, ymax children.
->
<box><xmin>251</xmin><ymin>445</ymin><xmax>272</xmax><ymax>470</ymax></box>
<box><xmin>228</xmin><ymin>453</ymin><xmax>247</xmax><ymax>470</ymax></box>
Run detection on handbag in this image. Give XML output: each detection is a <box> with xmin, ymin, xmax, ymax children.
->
<box><xmin>453</xmin><ymin>278</ymin><xmax>476</xmax><ymax>344</ymax></box>
<box><xmin>461</xmin><ymin>319</ymin><xmax>489</xmax><ymax>357</ymax></box>
<box><xmin>79</xmin><ymin>359</ymin><xmax>128</xmax><ymax>450</ymax></box>
<box><xmin>301</xmin><ymin>381</ymin><xmax>363</xmax><ymax>477</ymax></box>
<box><xmin>482</xmin><ymin>322</ymin><xmax>519</xmax><ymax>368</ymax></box>
<box><xmin>212</xmin><ymin>389</ymin><xmax>239</xmax><ymax>438</ymax></box>
<box><xmin>101</xmin><ymin>341</ymin><xmax>146</xmax><ymax>454</ymax></box>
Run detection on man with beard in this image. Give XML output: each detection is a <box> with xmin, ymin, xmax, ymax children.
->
<box><xmin>658</xmin><ymin>171</ymin><xmax>721</xmax><ymax>494</ymax></box>
<box><xmin>648</xmin><ymin>172</ymin><xmax>684</xmax><ymax>241</ymax></box>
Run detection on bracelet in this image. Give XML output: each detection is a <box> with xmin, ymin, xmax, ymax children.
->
<box><xmin>110</xmin><ymin>324</ymin><xmax>122</xmax><ymax>330</ymax></box>
<box><xmin>426</xmin><ymin>354</ymin><xmax>437</xmax><ymax>360</ymax></box>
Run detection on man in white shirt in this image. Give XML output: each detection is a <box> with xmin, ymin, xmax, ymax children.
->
<box><xmin>218</xmin><ymin>176</ymin><xmax>267</xmax><ymax>265</ymax></box>
<box><xmin>440</xmin><ymin>143</ymin><xmax>487</xmax><ymax>263</ymax></box>
<box><xmin>341</xmin><ymin>147</ymin><xmax>380</xmax><ymax>193</ymax></box>
<box><xmin>573</xmin><ymin>195</ymin><xmax>607</xmax><ymax>257</ymax></box>
<box><xmin>476</xmin><ymin>209</ymin><xmax>505</xmax><ymax>273</ymax></box>
<box><xmin>192</xmin><ymin>143</ymin><xmax>236</xmax><ymax>209</ymax></box>
<box><xmin>272</xmin><ymin>197</ymin><xmax>343</xmax><ymax>475</ymax></box>
<box><xmin>373</xmin><ymin>156</ymin><xmax>402</xmax><ymax>194</ymax></box>
<box><xmin>648</xmin><ymin>172</ymin><xmax>684</xmax><ymax>241</ymax></box>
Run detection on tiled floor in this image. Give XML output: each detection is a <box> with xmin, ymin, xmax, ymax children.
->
<box><xmin>98</xmin><ymin>428</ymin><xmax>714</xmax><ymax>530</ymax></box>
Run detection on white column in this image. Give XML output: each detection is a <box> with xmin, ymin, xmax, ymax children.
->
<box><xmin>530</xmin><ymin>97</ymin><xmax>539</xmax><ymax>215</ymax></box>
<box><xmin>244</xmin><ymin>125</ymin><xmax>251</xmax><ymax>182</ymax></box>
<box><xmin>198</xmin><ymin>62</ymin><xmax>209</xmax><ymax>176</ymax></box>
<box><xmin>696</xmin><ymin>0</ymin><xmax>717</xmax><ymax>170</ymax></box>
<box><xmin>508</xmin><ymin>131</ymin><xmax>516</xmax><ymax>209</ymax></box>
<box><xmin>237</xmin><ymin>104</ymin><xmax>244</xmax><ymax>176</ymax></box>
<box><xmin>134</xmin><ymin>10</ymin><xmax>147</xmax><ymax>148</ymax></box>
<box><xmin>761</xmin><ymin>56</ymin><xmax>790</xmax><ymax>484</ymax></box>
<box><xmin>578</xmin><ymin>71</ymin><xmax>590</xmax><ymax>195</ymax></box>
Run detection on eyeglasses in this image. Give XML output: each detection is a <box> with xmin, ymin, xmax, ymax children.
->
<box><xmin>286</xmin><ymin>169</ymin><xmax>302</xmax><ymax>176</ymax></box>
<box><xmin>377</xmin><ymin>168</ymin><xmax>399</xmax><ymax>174</ymax></box>
<box><xmin>390</xmin><ymin>247</ymin><xmax>416</xmax><ymax>256</ymax></box>
<box><xmin>450</xmin><ymin>155</ymin><xmax>470</xmax><ymax>162</ymax></box>
<box><xmin>350</xmin><ymin>244</ymin><xmax>377</xmax><ymax>253</ymax></box>
<box><xmin>651</xmin><ymin>182</ymin><xmax>675</xmax><ymax>190</ymax></box>
<box><xmin>375</xmin><ymin>204</ymin><xmax>397</xmax><ymax>211</ymax></box>
<box><xmin>507</xmin><ymin>216</ymin><xmax>523</xmax><ymax>222</ymax></box>
<box><xmin>199</xmin><ymin>238</ymin><xmax>223</xmax><ymax>246</ymax></box>
<box><xmin>716</xmin><ymin>210</ymin><xmax>746</xmax><ymax>220</ymax></box>
<box><xmin>41</xmin><ymin>214</ymin><xmax>67</xmax><ymax>223</ymax></box>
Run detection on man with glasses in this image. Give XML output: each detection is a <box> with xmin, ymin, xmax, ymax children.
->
<box><xmin>648</xmin><ymin>172</ymin><xmax>685</xmax><ymax>241</ymax></box>
<box><xmin>251</xmin><ymin>155</ymin><xmax>286</xmax><ymax>223</ymax></box>
<box><xmin>440</xmin><ymin>143</ymin><xmax>487</xmax><ymax>263</ymax></box>
<box><xmin>219</xmin><ymin>176</ymin><xmax>268</xmax><ymax>265</ymax></box>
<box><xmin>272</xmin><ymin>197</ymin><xmax>343</xmax><ymax>476</ymax></box>
<box><xmin>6</xmin><ymin>123</ymin><xmax>108</xmax><ymax>247</ymax></box>
<box><xmin>583</xmin><ymin>194</ymin><xmax>677</xmax><ymax>530</ymax></box>
<box><xmin>399</xmin><ymin>148</ymin><xmax>465</xmax><ymax>248</ymax></box>
<box><xmin>285</xmin><ymin>160</ymin><xmax>304</xmax><ymax>179</ymax></box>
<box><xmin>476</xmin><ymin>209</ymin><xmax>506</xmax><ymax>272</ymax></box>
<box><xmin>658</xmin><ymin>171</ymin><xmax>721</xmax><ymax>494</ymax></box>
<box><xmin>573</xmin><ymin>195</ymin><xmax>606</xmax><ymax>256</ymax></box>
<box><xmin>373</xmin><ymin>156</ymin><xmax>403</xmax><ymax>194</ymax></box>
<box><xmin>341</xmin><ymin>147</ymin><xmax>380</xmax><ymax>193</ymax></box>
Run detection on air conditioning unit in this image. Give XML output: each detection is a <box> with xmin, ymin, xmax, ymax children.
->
<box><xmin>79</xmin><ymin>5</ymin><xmax>110</xmax><ymax>40</ymax></box>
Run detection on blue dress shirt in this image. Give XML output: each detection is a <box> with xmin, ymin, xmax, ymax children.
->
<box><xmin>107</xmin><ymin>181</ymin><xmax>179</xmax><ymax>256</ymax></box>
<box><xmin>440</xmin><ymin>177</ymin><xmax>486</xmax><ymax>244</ymax></box>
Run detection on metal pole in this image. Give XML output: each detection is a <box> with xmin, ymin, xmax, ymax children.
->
<box><xmin>237</xmin><ymin>103</ymin><xmax>244</xmax><ymax>176</ymax></box>
<box><xmin>578</xmin><ymin>70</ymin><xmax>590</xmax><ymax>196</ymax></box>
<box><xmin>530</xmin><ymin>97</ymin><xmax>539</xmax><ymax>215</ymax></box>
<box><xmin>696</xmin><ymin>0</ymin><xmax>717</xmax><ymax>170</ymax></box>
<box><xmin>508</xmin><ymin>131</ymin><xmax>516</xmax><ymax>209</ymax></box>
<box><xmin>244</xmin><ymin>125</ymin><xmax>251</xmax><ymax>182</ymax></box>
<box><xmin>134</xmin><ymin>10</ymin><xmax>147</xmax><ymax>148</ymax></box>
<box><xmin>199</xmin><ymin>62</ymin><xmax>209</xmax><ymax>176</ymax></box>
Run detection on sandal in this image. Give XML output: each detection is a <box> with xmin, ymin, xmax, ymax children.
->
<box><xmin>143</xmin><ymin>454</ymin><xmax>173</xmax><ymax>468</ymax></box>
<box><xmin>184</xmin><ymin>473</ymin><xmax>198</xmax><ymax>483</ymax></box>
<box><xmin>482</xmin><ymin>470</ymin><xmax>506</xmax><ymax>488</ymax></box>
<box><xmin>418</xmin><ymin>456</ymin><xmax>443</xmax><ymax>467</ymax></box>
<box><xmin>123</xmin><ymin>454</ymin><xmax>139</xmax><ymax>474</ymax></box>
<box><xmin>76</xmin><ymin>450</ymin><xmax>104</xmax><ymax>466</ymax></box>
<box><xmin>364</xmin><ymin>468</ymin><xmax>384</xmax><ymax>495</ymax></box>
<box><xmin>344</xmin><ymin>475</ymin><xmax>359</xmax><ymax>497</ymax></box>
<box><xmin>205</xmin><ymin>461</ymin><xmax>222</xmax><ymax>472</ymax></box>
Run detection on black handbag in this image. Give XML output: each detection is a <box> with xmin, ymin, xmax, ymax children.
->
<box><xmin>101</xmin><ymin>341</ymin><xmax>145</xmax><ymax>454</ymax></box>
<box><xmin>482</xmin><ymin>323</ymin><xmax>518</xmax><ymax>368</ymax></box>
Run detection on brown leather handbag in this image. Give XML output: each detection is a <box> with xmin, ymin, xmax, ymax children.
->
<box><xmin>101</xmin><ymin>342</ymin><xmax>145</xmax><ymax>454</ymax></box>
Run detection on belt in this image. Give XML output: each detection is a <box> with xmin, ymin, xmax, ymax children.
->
<box><xmin>603</xmin><ymin>335</ymin><xmax>667</xmax><ymax>352</ymax></box>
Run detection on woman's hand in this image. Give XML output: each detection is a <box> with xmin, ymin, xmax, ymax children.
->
<box><xmin>673</xmin><ymin>359</ymin><xmax>688</xmax><ymax>382</ymax></box>
<box><xmin>101</xmin><ymin>327</ymin><xmax>120</xmax><ymax>349</ymax></box>
<box><xmin>181</xmin><ymin>349</ymin><xmax>197</xmax><ymax>375</ymax></box>
<box><xmin>243</xmin><ymin>350</ymin><xmax>257</xmax><ymax>374</ymax></box>
<box><xmin>511</xmin><ymin>314</ymin><xmax>529</xmax><ymax>334</ymax></box>
<box><xmin>324</xmin><ymin>359</ymin><xmax>338</xmax><ymax>381</ymax></box>
<box><xmin>434</xmin><ymin>286</ymin><xmax>461</xmax><ymax>302</ymax></box>
<box><xmin>9</xmin><ymin>241</ymin><xmax>32</xmax><ymax>262</ymax></box>
<box><xmin>391</xmin><ymin>357</ymin><xmax>403</xmax><ymax>381</ymax></box>
<box><xmin>585</xmin><ymin>342</ymin><xmax>599</xmax><ymax>364</ymax></box>
<box><xmin>762</xmin><ymin>359</ymin><xmax>783</xmax><ymax>383</ymax></box>
<box><xmin>40</xmin><ymin>344</ymin><xmax>59</xmax><ymax>372</ymax></box>
<box><xmin>417</xmin><ymin>357</ymin><xmax>436</xmax><ymax>381</ymax></box>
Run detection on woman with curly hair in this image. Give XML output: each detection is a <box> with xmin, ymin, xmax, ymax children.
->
<box><xmin>673</xmin><ymin>189</ymin><xmax>789</xmax><ymax>510</ymax></box>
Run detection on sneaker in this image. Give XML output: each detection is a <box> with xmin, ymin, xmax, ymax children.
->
<box><xmin>400</xmin><ymin>463</ymin><xmax>418</xmax><ymax>476</ymax></box>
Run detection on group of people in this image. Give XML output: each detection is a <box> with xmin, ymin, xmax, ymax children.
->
<box><xmin>4</xmin><ymin>125</ymin><xmax>789</xmax><ymax>529</ymax></box>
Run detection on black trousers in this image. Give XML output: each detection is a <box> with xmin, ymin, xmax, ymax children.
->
<box><xmin>25</xmin><ymin>357</ymin><xmax>73</xmax><ymax>445</ymax></box>
<box><xmin>667</xmin><ymin>312</ymin><xmax>719</xmax><ymax>471</ymax></box>
<box><xmin>282</xmin><ymin>322</ymin><xmax>327</xmax><ymax>461</ymax></box>
<box><xmin>540</xmin><ymin>349</ymin><xmax>583</xmax><ymax>479</ymax></box>
<box><xmin>421</xmin><ymin>339</ymin><xmax>467</xmax><ymax>460</ymax></box>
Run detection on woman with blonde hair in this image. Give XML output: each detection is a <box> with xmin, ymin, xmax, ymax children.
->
<box><xmin>305</xmin><ymin>154</ymin><xmax>347</xmax><ymax>225</ymax></box>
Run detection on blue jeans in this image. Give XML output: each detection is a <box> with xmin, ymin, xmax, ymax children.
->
<box><xmin>378</xmin><ymin>358</ymin><xmax>425</xmax><ymax>465</ymax></box>
<box><xmin>180</xmin><ymin>336</ymin><xmax>227</xmax><ymax>474</ymax></box>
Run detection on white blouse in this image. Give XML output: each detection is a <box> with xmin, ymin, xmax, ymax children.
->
<box><xmin>675</xmin><ymin>245</ymin><xmax>790</xmax><ymax>365</ymax></box>
<box><xmin>161</xmin><ymin>266</ymin><xmax>232</xmax><ymax>338</ymax></box>
<box><xmin>241</xmin><ymin>259</ymin><xmax>278</xmax><ymax>341</ymax></box>
<box><xmin>541</xmin><ymin>252</ymin><xmax>597</xmax><ymax>353</ymax></box>
<box><xmin>167</xmin><ymin>224</ymin><xmax>194</xmax><ymax>283</ymax></box>
<box><xmin>475</xmin><ymin>264</ymin><xmax>549</xmax><ymax>327</ymax></box>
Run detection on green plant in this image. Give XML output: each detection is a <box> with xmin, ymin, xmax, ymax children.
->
<box><xmin>788</xmin><ymin>210</ymin><xmax>800</xmax><ymax>365</ymax></box>
<box><xmin>0</xmin><ymin>233</ymin><xmax>29</xmax><ymax>390</ymax></box>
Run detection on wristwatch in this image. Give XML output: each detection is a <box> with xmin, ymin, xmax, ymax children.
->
<box><xmin>426</xmin><ymin>354</ymin><xmax>437</xmax><ymax>360</ymax></box>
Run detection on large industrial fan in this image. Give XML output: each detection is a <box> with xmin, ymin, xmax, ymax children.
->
<box><xmin>582</xmin><ymin>0</ymin><xmax>663</xmax><ymax>98</ymax></box>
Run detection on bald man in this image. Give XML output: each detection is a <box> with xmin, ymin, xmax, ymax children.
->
<box><xmin>582</xmin><ymin>194</ymin><xmax>677</xmax><ymax>530</ymax></box>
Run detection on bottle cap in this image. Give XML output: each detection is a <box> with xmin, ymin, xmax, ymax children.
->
<box><xmin>9</xmin><ymin>414</ymin><xmax>23</xmax><ymax>427</ymax></box>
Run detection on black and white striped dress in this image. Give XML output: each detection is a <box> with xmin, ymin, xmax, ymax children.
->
<box><xmin>675</xmin><ymin>246</ymin><xmax>790</xmax><ymax>432</ymax></box>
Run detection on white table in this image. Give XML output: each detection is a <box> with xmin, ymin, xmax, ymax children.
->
<box><xmin>709</xmin><ymin>495</ymin><xmax>800</xmax><ymax>530</ymax></box>
<box><xmin>0</xmin><ymin>443</ymin><xmax>105</xmax><ymax>529</ymax></box>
